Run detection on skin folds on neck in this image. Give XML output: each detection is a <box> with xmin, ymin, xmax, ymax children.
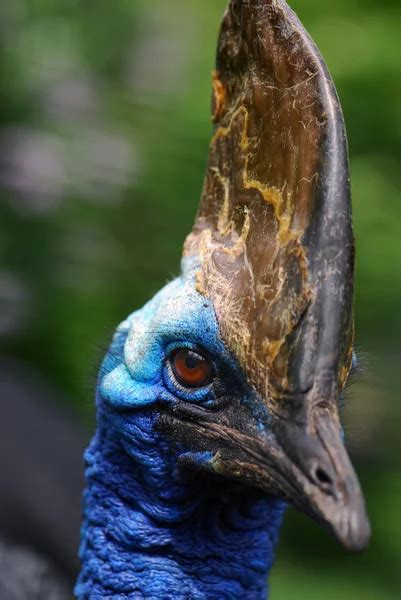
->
<box><xmin>76</xmin><ymin>421</ymin><xmax>286</xmax><ymax>599</ymax></box>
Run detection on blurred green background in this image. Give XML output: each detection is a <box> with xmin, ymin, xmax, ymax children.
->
<box><xmin>0</xmin><ymin>0</ymin><xmax>400</xmax><ymax>597</ymax></box>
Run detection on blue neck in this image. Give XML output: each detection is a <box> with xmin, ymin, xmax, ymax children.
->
<box><xmin>76</xmin><ymin>414</ymin><xmax>286</xmax><ymax>599</ymax></box>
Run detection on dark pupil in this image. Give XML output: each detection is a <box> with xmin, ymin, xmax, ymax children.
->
<box><xmin>185</xmin><ymin>351</ymin><xmax>201</xmax><ymax>370</ymax></box>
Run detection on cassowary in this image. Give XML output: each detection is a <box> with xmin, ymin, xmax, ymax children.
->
<box><xmin>0</xmin><ymin>1</ymin><xmax>370</xmax><ymax>599</ymax></box>
<box><xmin>75</xmin><ymin>1</ymin><xmax>370</xmax><ymax>598</ymax></box>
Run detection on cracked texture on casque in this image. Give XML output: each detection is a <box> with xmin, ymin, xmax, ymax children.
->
<box><xmin>184</xmin><ymin>0</ymin><xmax>355</xmax><ymax>412</ymax></box>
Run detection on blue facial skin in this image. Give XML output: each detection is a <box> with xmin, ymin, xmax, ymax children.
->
<box><xmin>75</xmin><ymin>259</ymin><xmax>287</xmax><ymax>599</ymax></box>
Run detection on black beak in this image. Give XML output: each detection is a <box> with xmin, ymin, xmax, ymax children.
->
<box><xmin>168</xmin><ymin>396</ymin><xmax>370</xmax><ymax>551</ymax></box>
<box><xmin>270</xmin><ymin>408</ymin><xmax>370</xmax><ymax>551</ymax></box>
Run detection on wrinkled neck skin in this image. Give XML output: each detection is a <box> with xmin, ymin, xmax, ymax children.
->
<box><xmin>76</xmin><ymin>267</ymin><xmax>286</xmax><ymax>599</ymax></box>
<box><xmin>77</xmin><ymin>424</ymin><xmax>285</xmax><ymax>599</ymax></box>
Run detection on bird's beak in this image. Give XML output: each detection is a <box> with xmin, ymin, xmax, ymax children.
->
<box><xmin>182</xmin><ymin>397</ymin><xmax>371</xmax><ymax>551</ymax></box>
<box><xmin>269</xmin><ymin>408</ymin><xmax>371</xmax><ymax>550</ymax></box>
<box><xmin>169</xmin><ymin>388</ymin><xmax>370</xmax><ymax>551</ymax></box>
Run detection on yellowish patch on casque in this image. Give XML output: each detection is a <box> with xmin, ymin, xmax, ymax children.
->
<box><xmin>211</xmin><ymin>168</ymin><xmax>231</xmax><ymax>236</ymax></box>
<box><xmin>212</xmin><ymin>71</ymin><xmax>227</xmax><ymax>123</ymax></box>
<box><xmin>211</xmin><ymin>105</ymin><xmax>304</xmax><ymax>250</ymax></box>
<box><xmin>186</xmin><ymin>103</ymin><xmax>312</xmax><ymax>404</ymax></box>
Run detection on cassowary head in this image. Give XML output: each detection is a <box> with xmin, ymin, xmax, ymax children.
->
<box><xmin>99</xmin><ymin>0</ymin><xmax>370</xmax><ymax>552</ymax></box>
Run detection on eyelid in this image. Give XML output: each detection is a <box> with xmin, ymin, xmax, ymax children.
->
<box><xmin>164</xmin><ymin>342</ymin><xmax>215</xmax><ymax>371</ymax></box>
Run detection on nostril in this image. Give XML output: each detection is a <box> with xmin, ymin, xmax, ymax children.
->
<box><xmin>313</xmin><ymin>465</ymin><xmax>334</xmax><ymax>490</ymax></box>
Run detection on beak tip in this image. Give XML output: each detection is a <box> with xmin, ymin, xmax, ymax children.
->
<box><xmin>333</xmin><ymin>503</ymin><xmax>371</xmax><ymax>552</ymax></box>
<box><xmin>343</xmin><ymin>515</ymin><xmax>371</xmax><ymax>552</ymax></box>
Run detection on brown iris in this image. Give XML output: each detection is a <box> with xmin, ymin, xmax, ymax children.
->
<box><xmin>170</xmin><ymin>348</ymin><xmax>212</xmax><ymax>389</ymax></box>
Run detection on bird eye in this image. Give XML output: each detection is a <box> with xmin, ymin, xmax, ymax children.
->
<box><xmin>170</xmin><ymin>348</ymin><xmax>212</xmax><ymax>389</ymax></box>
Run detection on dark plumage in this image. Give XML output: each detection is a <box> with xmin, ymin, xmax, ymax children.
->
<box><xmin>0</xmin><ymin>359</ymin><xmax>86</xmax><ymax>594</ymax></box>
